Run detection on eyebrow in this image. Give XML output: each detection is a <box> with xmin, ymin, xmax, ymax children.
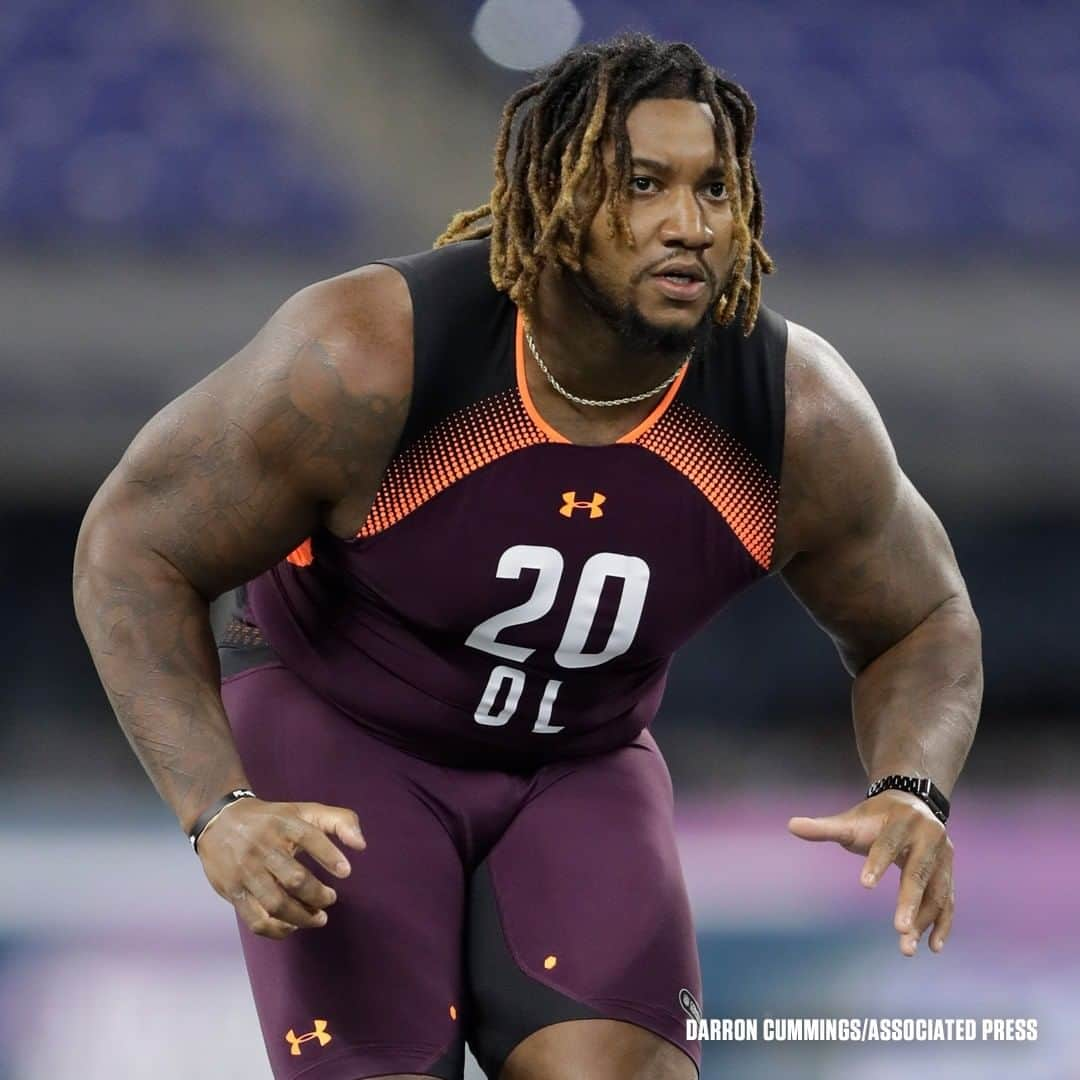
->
<box><xmin>631</xmin><ymin>156</ymin><xmax>729</xmax><ymax>180</ymax></box>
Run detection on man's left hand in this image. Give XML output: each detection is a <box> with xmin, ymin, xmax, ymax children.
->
<box><xmin>787</xmin><ymin>792</ymin><xmax>954</xmax><ymax>957</ymax></box>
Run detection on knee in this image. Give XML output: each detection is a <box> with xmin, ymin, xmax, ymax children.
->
<box><xmin>499</xmin><ymin>1019</ymin><xmax>696</xmax><ymax>1080</ymax></box>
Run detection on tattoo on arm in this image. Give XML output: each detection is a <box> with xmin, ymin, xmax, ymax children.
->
<box><xmin>74</xmin><ymin>274</ymin><xmax>411</xmax><ymax>829</ymax></box>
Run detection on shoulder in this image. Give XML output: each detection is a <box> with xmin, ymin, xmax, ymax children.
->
<box><xmin>772</xmin><ymin>319</ymin><xmax>901</xmax><ymax>569</ymax></box>
<box><xmin>267</xmin><ymin>262</ymin><xmax>413</xmax><ymax>395</ymax></box>
<box><xmin>228</xmin><ymin>263</ymin><xmax>414</xmax><ymax>460</ymax></box>
<box><xmin>154</xmin><ymin>261</ymin><xmax>416</xmax><ymax>523</ymax></box>
<box><xmin>782</xmin><ymin>320</ymin><xmax>882</xmax><ymax>444</ymax></box>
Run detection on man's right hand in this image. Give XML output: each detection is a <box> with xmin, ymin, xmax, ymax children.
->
<box><xmin>196</xmin><ymin>799</ymin><xmax>367</xmax><ymax>939</ymax></box>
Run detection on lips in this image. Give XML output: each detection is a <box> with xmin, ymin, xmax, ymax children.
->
<box><xmin>652</xmin><ymin>265</ymin><xmax>708</xmax><ymax>301</ymax></box>
<box><xmin>653</xmin><ymin>262</ymin><xmax>706</xmax><ymax>283</ymax></box>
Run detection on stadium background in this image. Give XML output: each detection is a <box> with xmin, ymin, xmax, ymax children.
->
<box><xmin>2</xmin><ymin>1</ymin><xmax>1077</xmax><ymax>1076</ymax></box>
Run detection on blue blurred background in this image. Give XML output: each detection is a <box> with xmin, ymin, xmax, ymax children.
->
<box><xmin>2</xmin><ymin>1</ymin><xmax>1077</xmax><ymax>1077</ymax></box>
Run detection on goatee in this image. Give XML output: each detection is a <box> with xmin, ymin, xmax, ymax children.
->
<box><xmin>570</xmin><ymin>264</ymin><xmax>713</xmax><ymax>356</ymax></box>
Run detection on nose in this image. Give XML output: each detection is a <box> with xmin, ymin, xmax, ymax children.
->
<box><xmin>658</xmin><ymin>187</ymin><xmax>715</xmax><ymax>251</ymax></box>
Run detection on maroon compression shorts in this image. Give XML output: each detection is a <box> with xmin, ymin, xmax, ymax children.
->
<box><xmin>223</xmin><ymin>662</ymin><xmax>702</xmax><ymax>1079</ymax></box>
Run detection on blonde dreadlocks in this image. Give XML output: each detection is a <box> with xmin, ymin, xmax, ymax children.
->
<box><xmin>435</xmin><ymin>33</ymin><xmax>774</xmax><ymax>335</ymax></box>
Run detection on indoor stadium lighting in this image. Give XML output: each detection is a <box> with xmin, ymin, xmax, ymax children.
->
<box><xmin>471</xmin><ymin>0</ymin><xmax>584</xmax><ymax>72</ymax></box>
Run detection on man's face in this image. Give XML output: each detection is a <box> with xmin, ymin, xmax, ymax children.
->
<box><xmin>574</xmin><ymin>97</ymin><xmax>737</xmax><ymax>353</ymax></box>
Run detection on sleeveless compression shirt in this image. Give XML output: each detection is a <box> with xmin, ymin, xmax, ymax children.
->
<box><xmin>230</xmin><ymin>238</ymin><xmax>787</xmax><ymax>769</ymax></box>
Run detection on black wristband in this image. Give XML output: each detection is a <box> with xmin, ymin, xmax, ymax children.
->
<box><xmin>866</xmin><ymin>775</ymin><xmax>950</xmax><ymax>824</ymax></box>
<box><xmin>188</xmin><ymin>788</ymin><xmax>257</xmax><ymax>853</ymax></box>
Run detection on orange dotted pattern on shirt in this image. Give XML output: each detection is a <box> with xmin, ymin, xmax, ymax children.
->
<box><xmin>285</xmin><ymin>537</ymin><xmax>314</xmax><ymax>567</ymax></box>
<box><xmin>636</xmin><ymin>401</ymin><xmax>778</xmax><ymax>570</ymax></box>
<box><xmin>358</xmin><ymin>389</ymin><xmax>548</xmax><ymax>538</ymax></box>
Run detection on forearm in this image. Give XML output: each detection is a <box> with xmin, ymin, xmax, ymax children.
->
<box><xmin>851</xmin><ymin>594</ymin><xmax>982</xmax><ymax>797</ymax></box>
<box><xmin>74</xmin><ymin>514</ymin><xmax>250</xmax><ymax>833</ymax></box>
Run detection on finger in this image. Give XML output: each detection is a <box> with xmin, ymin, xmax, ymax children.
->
<box><xmin>894</xmin><ymin>832</ymin><xmax>946</xmax><ymax>934</ymax></box>
<box><xmin>900</xmin><ymin>866</ymin><xmax>949</xmax><ymax>957</ymax></box>
<box><xmin>914</xmin><ymin>880</ymin><xmax>945</xmax><ymax>935</ymax></box>
<box><xmin>929</xmin><ymin>889</ymin><xmax>956</xmax><ymax>953</ymax></box>
<box><xmin>230</xmin><ymin>886</ymin><xmax>297</xmax><ymax>940</ymax></box>
<box><xmin>787</xmin><ymin>813</ymin><xmax>858</xmax><ymax>848</ymax></box>
<box><xmin>860</xmin><ymin>816</ymin><xmax>911</xmax><ymax>888</ymax></box>
<box><xmin>296</xmin><ymin>803</ymin><xmax>367</xmax><ymax>853</ymax></box>
<box><xmin>265</xmin><ymin>849</ymin><xmax>338</xmax><ymax>911</ymax></box>
<box><xmin>247</xmin><ymin>871</ymin><xmax>328</xmax><ymax>930</ymax></box>
<box><xmin>287</xmin><ymin>817</ymin><xmax>356</xmax><ymax>879</ymax></box>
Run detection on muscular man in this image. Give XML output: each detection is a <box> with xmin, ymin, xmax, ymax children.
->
<box><xmin>74</xmin><ymin>34</ymin><xmax>981</xmax><ymax>1080</ymax></box>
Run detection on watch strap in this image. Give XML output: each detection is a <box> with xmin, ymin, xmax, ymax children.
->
<box><xmin>866</xmin><ymin>774</ymin><xmax>950</xmax><ymax>824</ymax></box>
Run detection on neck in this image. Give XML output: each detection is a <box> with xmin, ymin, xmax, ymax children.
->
<box><xmin>526</xmin><ymin>266</ymin><xmax>693</xmax><ymax>403</ymax></box>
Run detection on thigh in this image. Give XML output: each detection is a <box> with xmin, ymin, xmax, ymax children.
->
<box><xmin>466</xmin><ymin>731</ymin><xmax>701</xmax><ymax>1078</ymax></box>
<box><xmin>500</xmin><ymin>1019</ymin><xmax>695</xmax><ymax>1080</ymax></box>
<box><xmin>223</xmin><ymin>663</ymin><xmax>467</xmax><ymax>1080</ymax></box>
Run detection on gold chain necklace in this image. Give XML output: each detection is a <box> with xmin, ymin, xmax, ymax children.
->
<box><xmin>524</xmin><ymin>324</ymin><xmax>691</xmax><ymax>408</ymax></box>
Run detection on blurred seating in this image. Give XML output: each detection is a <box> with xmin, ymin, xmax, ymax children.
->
<box><xmin>455</xmin><ymin>0</ymin><xmax>1080</xmax><ymax>249</ymax></box>
<box><xmin>0</xmin><ymin>0</ymin><xmax>357</xmax><ymax>249</ymax></box>
<box><xmin>4</xmin><ymin>0</ymin><xmax>1076</xmax><ymax>252</ymax></box>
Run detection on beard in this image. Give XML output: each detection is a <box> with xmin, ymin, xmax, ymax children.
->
<box><xmin>569</xmin><ymin>260</ymin><xmax>715</xmax><ymax>356</ymax></box>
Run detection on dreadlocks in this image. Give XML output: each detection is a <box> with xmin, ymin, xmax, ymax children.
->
<box><xmin>435</xmin><ymin>33</ymin><xmax>774</xmax><ymax>335</ymax></box>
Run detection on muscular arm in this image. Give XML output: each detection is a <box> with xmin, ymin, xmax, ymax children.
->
<box><xmin>773</xmin><ymin>321</ymin><xmax>982</xmax><ymax>791</ymax></box>
<box><xmin>774</xmin><ymin>321</ymin><xmax>982</xmax><ymax>955</ymax></box>
<box><xmin>73</xmin><ymin>265</ymin><xmax>412</xmax><ymax>833</ymax></box>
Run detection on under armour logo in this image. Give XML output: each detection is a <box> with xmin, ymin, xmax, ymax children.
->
<box><xmin>285</xmin><ymin>1019</ymin><xmax>332</xmax><ymax>1056</ymax></box>
<box><xmin>560</xmin><ymin>491</ymin><xmax>606</xmax><ymax>519</ymax></box>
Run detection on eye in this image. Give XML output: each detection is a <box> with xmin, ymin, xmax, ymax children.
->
<box><xmin>630</xmin><ymin>176</ymin><xmax>657</xmax><ymax>193</ymax></box>
<box><xmin>706</xmin><ymin>181</ymin><xmax>728</xmax><ymax>200</ymax></box>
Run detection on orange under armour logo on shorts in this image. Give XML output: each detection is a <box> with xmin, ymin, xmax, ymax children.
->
<box><xmin>285</xmin><ymin>1019</ymin><xmax>332</xmax><ymax>1056</ymax></box>
<box><xmin>560</xmin><ymin>491</ymin><xmax>606</xmax><ymax>518</ymax></box>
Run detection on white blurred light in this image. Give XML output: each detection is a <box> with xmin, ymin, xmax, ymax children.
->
<box><xmin>471</xmin><ymin>0</ymin><xmax>583</xmax><ymax>72</ymax></box>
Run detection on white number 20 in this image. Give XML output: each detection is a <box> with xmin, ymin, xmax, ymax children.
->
<box><xmin>466</xmin><ymin>545</ymin><xmax>650</xmax><ymax>732</ymax></box>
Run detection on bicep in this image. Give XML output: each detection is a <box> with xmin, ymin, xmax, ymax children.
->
<box><xmin>775</xmin><ymin>321</ymin><xmax>965</xmax><ymax>674</ymax></box>
<box><xmin>87</xmin><ymin>269</ymin><xmax>410</xmax><ymax>599</ymax></box>
<box><xmin>101</xmin><ymin>368</ymin><xmax>320</xmax><ymax>598</ymax></box>
<box><xmin>782</xmin><ymin>474</ymin><xmax>965</xmax><ymax>674</ymax></box>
